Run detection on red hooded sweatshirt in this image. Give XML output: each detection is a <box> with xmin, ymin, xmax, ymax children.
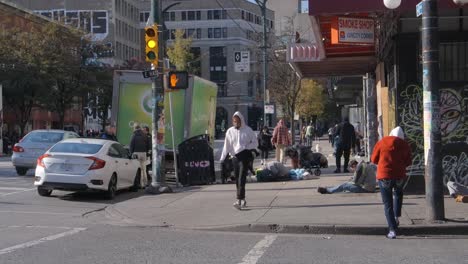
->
<box><xmin>371</xmin><ymin>135</ymin><xmax>412</xmax><ymax>180</ymax></box>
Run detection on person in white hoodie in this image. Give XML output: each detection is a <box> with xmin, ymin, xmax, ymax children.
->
<box><xmin>220</xmin><ymin>112</ymin><xmax>258</xmax><ymax>209</ymax></box>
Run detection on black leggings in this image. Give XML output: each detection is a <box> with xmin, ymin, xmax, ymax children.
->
<box><xmin>233</xmin><ymin>150</ymin><xmax>253</xmax><ymax>200</ymax></box>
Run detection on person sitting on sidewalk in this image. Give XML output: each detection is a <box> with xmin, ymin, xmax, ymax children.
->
<box><xmin>317</xmin><ymin>159</ymin><xmax>376</xmax><ymax>194</ymax></box>
<box><xmin>447</xmin><ymin>181</ymin><xmax>468</xmax><ymax>203</ymax></box>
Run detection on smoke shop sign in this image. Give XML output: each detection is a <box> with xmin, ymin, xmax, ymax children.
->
<box><xmin>331</xmin><ymin>17</ymin><xmax>375</xmax><ymax>45</ymax></box>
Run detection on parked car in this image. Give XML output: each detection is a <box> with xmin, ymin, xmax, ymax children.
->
<box><xmin>11</xmin><ymin>130</ymin><xmax>80</xmax><ymax>176</ymax></box>
<box><xmin>34</xmin><ymin>138</ymin><xmax>141</xmax><ymax>199</ymax></box>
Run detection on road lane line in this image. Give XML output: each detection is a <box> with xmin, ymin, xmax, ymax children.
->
<box><xmin>0</xmin><ymin>227</ymin><xmax>86</xmax><ymax>256</ymax></box>
<box><xmin>0</xmin><ymin>187</ymin><xmax>31</xmax><ymax>191</ymax></box>
<box><xmin>0</xmin><ymin>211</ymin><xmax>77</xmax><ymax>216</ymax></box>
<box><xmin>0</xmin><ymin>188</ymin><xmax>35</xmax><ymax>197</ymax></box>
<box><xmin>238</xmin><ymin>235</ymin><xmax>277</xmax><ymax>264</ymax></box>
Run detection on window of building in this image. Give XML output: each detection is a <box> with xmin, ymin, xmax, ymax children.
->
<box><xmin>222</xmin><ymin>10</ymin><xmax>227</xmax><ymax>19</ymax></box>
<box><xmin>188</xmin><ymin>11</ymin><xmax>195</xmax><ymax>20</ymax></box>
<box><xmin>208</xmin><ymin>10</ymin><xmax>213</xmax><ymax>20</ymax></box>
<box><xmin>222</xmin><ymin>28</ymin><xmax>227</xmax><ymax>38</ymax></box>
<box><xmin>196</xmin><ymin>11</ymin><xmax>201</xmax><ymax>20</ymax></box>
<box><xmin>181</xmin><ymin>11</ymin><xmax>186</xmax><ymax>21</ymax></box>
<box><xmin>170</xmin><ymin>29</ymin><xmax>176</xmax><ymax>39</ymax></box>
<box><xmin>208</xmin><ymin>28</ymin><xmax>213</xmax><ymax>38</ymax></box>
<box><xmin>187</xmin><ymin>28</ymin><xmax>195</xmax><ymax>38</ymax></box>
<box><xmin>213</xmin><ymin>10</ymin><xmax>221</xmax><ymax>20</ymax></box>
<box><xmin>210</xmin><ymin>47</ymin><xmax>227</xmax><ymax>97</ymax></box>
<box><xmin>214</xmin><ymin>28</ymin><xmax>221</xmax><ymax>38</ymax></box>
<box><xmin>170</xmin><ymin>11</ymin><xmax>175</xmax><ymax>21</ymax></box>
<box><xmin>196</xmin><ymin>28</ymin><xmax>201</xmax><ymax>39</ymax></box>
<box><xmin>241</xmin><ymin>10</ymin><xmax>245</xmax><ymax>19</ymax></box>
<box><xmin>163</xmin><ymin>12</ymin><xmax>169</xmax><ymax>21</ymax></box>
<box><xmin>190</xmin><ymin>47</ymin><xmax>201</xmax><ymax>76</ymax></box>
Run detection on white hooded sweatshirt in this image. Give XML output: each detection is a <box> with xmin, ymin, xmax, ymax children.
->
<box><xmin>220</xmin><ymin>111</ymin><xmax>258</xmax><ymax>162</ymax></box>
<box><xmin>389</xmin><ymin>126</ymin><xmax>405</xmax><ymax>139</ymax></box>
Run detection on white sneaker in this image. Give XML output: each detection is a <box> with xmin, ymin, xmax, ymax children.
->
<box><xmin>386</xmin><ymin>231</ymin><xmax>396</xmax><ymax>239</ymax></box>
<box><xmin>241</xmin><ymin>200</ymin><xmax>247</xmax><ymax>208</ymax></box>
<box><xmin>233</xmin><ymin>200</ymin><xmax>241</xmax><ymax>210</ymax></box>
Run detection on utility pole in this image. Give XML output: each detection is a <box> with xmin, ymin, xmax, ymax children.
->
<box><xmin>146</xmin><ymin>0</ymin><xmax>172</xmax><ymax>194</ymax></box>
<box><xmin>255</xmin><ymin>0</ymin><xmax>268</xmax><ymax>127</ymax></box>
<box><xmin>422</xmin><ymin>0</ymin><xmax>444</xmax><ymax>221</ymax></box>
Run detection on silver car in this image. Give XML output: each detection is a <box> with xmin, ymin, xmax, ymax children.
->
<box><xmin>11</xmin><ymin>130</ymin><xmax>80</xmax><ymax>175</ymax></box>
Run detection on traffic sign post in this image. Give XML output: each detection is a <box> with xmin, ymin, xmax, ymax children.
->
<box><xmin>142</xmin><ymin>69</ymin><xmax>158</xmax><ymax>78</ymax></box>
<box><xmin>234</xmin><ymin>51</ymin><xmax>250</xmax><ymax>72</ymax></box>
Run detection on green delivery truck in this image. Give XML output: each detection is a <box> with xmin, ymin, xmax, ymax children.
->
<box><xmin>111</xmin><ymin>70</ymin><xmax>218</xmax><ymax>148</ymax></box>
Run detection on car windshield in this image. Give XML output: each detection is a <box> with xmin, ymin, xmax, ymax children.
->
<box><xmin>22</xmin><ymin>132</ymin><xmax>63</xmax><ymax>143</ymax></box>
<box><xmin>49</xmin><ymin>143</ymin><xmax>103</xmax><ymax>154</ymax></box>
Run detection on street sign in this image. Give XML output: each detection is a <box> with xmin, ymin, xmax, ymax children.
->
<box><xmin>234</xmin><ymin>51</ymin><xmax>250</xmax><ymax>72</ymax></box>
<box><xmin>416</xmin><ymin>2</ymin><xmax>423</xmax><ymax>17</ymax></box>
<box><xmin>264</xmin><ymin>104</ymin><xmax>274</xmax><ymax>114</ymax></box>
<box><xmin>142</xmin><ymin>69</ymin><xmax>157</xmax><ymax>78</ymax></box>
<box><xmin>167</xmin><ymin>71</ymin><xmax>189</xmax><ymax>89</ymax></box>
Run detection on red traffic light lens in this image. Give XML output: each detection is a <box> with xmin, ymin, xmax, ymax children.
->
<box><xmin>145</xmin><ymin>28</ymin><xmax>156</xmax><ymax>37</ymax></box>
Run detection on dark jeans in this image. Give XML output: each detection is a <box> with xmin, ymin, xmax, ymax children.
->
<box><xmin>261</xmin><ymin>149</ymin><xmax>269</xmax><ymax>159</ymax></box>
<box><xmin>233</xmin><ymin>150</ymin><xmax>252</xmax><ymax>200</ymax></box>
<box><xmin>335</xmin><ymin>146</ymin><xmax>351</xmax><ymax>170</ymax></box>
<box><xmin>378</xmin><ymin>179</ymin><xmax>405</xmax><ymax>231</ymax></box>
<box><xmin>328</xmin><ymin>135</ymin><xmax>333</xmax><ymax>143</ymax></box>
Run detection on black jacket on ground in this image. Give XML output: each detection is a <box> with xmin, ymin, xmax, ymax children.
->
<box><xmin>130</xmin><ymin>130</ymin><xmax>150</xmax><ymax>153</ymax></box>
<box><xmin>334</xmin><ymin>121</ymin><xmax>356</xmax><ymax>150</ymax></box>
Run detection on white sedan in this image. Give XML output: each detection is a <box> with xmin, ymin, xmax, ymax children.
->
<box><xmin>34</xmin><ymin>139</ymin><xmax>142</xmax><ymax>199</ymax></box>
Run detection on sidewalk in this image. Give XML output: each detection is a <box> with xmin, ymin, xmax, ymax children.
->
<box><xmin>106</xmin><ymin>177</ymin><xmax>467</xmax><ymax>236</ymax></box>
<box><xmin>106</xmin><ymin>138</ymin><xmax>468</xmax><ymax>236</ymax></box>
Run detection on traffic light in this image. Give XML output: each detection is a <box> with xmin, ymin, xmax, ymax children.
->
<box><xmin>145</xmin><ymin>24</ymin><xmax>158</xmax><ymax>64</ymax></box>
<box><xmin>167</xmin><ymin>71</ymin><xmax>189</xmax><ymax>89</ymax></box>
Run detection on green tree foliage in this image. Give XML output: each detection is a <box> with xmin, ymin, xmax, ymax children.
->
<box><xmin>296</xmin><ymin>79</ymin><xmax>325</xmax><ymax>119</ymax></box>
<box><xmin>166</xmin><ymin>29</ymin><xmax>194</xmax><ymax>71</ymax></box>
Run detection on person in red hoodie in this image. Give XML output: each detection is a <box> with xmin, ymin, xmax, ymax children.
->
<box><xmin>371</xmin><ymin>126</ymin><xmax>412</xmax><ymax>239</ymax></box>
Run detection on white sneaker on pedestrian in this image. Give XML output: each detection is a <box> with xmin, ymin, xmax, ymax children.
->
<box><xmin>233</xmin><ymin>200</ymin><xmax>241</xmax><ymax>210</ymax></box>
<box><xmin>386</xmin><ymin>231</ymin><xmax>396</xmax><ymax>239</ymax></box>
<box><xmin>241</xmin><ymin>199</ymin><xmax>247</xmax><ymax>208</ymax></box>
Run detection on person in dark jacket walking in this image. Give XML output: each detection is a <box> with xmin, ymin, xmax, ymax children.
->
<box><xmin>130</xmin><ymin>124</ymin><xmax>151</xmax><ymax>187</ymax></box>
<box><xmin>333</xmin><ymin>117</ymin><xmax>356</xmax><ymax>173</ymax></box>
<box><xmin>257</xmin><ymin>126</ymin><xmax>272</xmax><ymax>165</ymax></box>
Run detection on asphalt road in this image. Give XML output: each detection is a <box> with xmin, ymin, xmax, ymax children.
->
<box><xmin>1</xmin><ymin>159</ymin><xmax>467</xmax><ymax>264</ymax></box>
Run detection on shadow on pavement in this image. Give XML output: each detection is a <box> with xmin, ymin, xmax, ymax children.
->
<box><xmin>242</xmin><ymin>202</ymin><xmax>418</xmax><ymax>210</ymax></box>
<box><xmin>55</xmin><ymin>189</ymin><xmax>146</xmax><ymax>204</ymax></box>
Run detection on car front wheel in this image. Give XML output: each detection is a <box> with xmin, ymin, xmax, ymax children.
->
<box><xmin>37</xmin><ymin>187</ymin><xmax>52</xmax><ymax>197</ymax></box>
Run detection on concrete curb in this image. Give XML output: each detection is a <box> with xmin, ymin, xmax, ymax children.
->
<box><xmin>200</xmin><ymin>223</ymin><xmax>468</xmax><ymax>236</ymax></box>
<box><xmin>104</xmin><ymin>206</ymin><xmax>468</xmax><ymax>236</ymax></box>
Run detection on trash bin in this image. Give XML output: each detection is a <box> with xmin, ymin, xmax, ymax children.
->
<box><xmin>177</xmin><ymin>134</ymin><xmax>215</xmax><ymax>186</ymax></box>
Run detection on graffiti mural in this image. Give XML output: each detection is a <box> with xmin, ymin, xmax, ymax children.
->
<box><xmin>398</xmin><ymin>84</ymin><xmax>468</xmax><ymax>186</ymax></box>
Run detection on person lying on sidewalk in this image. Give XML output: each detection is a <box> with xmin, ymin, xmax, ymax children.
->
<box><xmin>447</xmin><ymin>181</ymin><xmax>468</xmax><ymax>203</ymax></box>
<box><xmin>317</xmin><ymin>159</ymin><xmax>376</xmax><ymax>194</ymax></box>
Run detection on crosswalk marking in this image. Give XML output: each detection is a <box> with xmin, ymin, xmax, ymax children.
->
<box><xmin>0</xmin><ymin>227</ymin><xmax>86</xmax><ymax>256</ymax></box>
<box><xmin>239</xmin><ymin>235</ymin><xmax>277</xmax><ymax>264</ymax></box>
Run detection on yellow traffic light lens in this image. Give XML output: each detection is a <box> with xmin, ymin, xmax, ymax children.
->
<box><xmin>147</xmin><ymin>40</ymin><xmax>157</xmax><ymax>49</ymax></box>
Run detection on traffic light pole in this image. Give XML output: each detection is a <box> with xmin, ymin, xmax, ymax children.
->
<box><xmin>146</xmin><ymin>0</ymin><xmax>172</xmax><ymax>194</ymax></box>
<box><xmin>255</xmin><ymin>0</ymin><xmax>269</xmax><ymax>127</ymax></box>
<box><xmin>422</xmin><ymin>0</ymin><xmax>444</xmax><ymax>222</ymax></box>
